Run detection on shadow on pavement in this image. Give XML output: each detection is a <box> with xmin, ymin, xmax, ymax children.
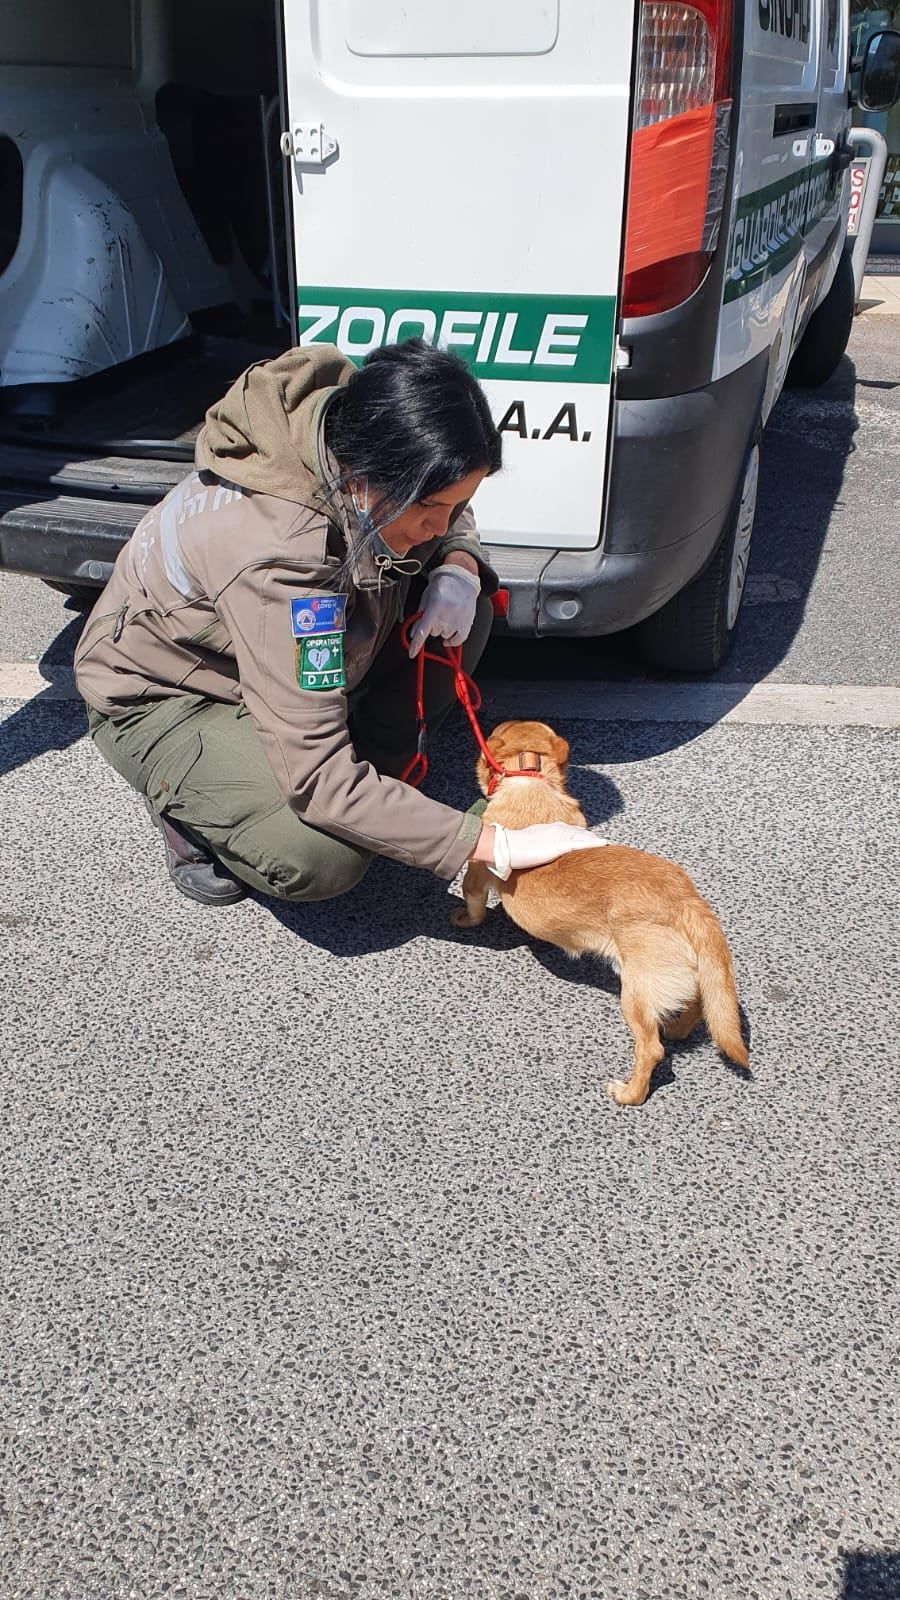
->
<box><xmin>262</xmin><ymin>749</ymin><xmax>626</xmax><ymax>959</ymax></box>
<box><xmin>0</xmin><ymin>611</ymin><xmax>87</xmax><ymax>780</ymax></box>
<box><xmin>267</xmin><ymin>864</ymin><xmax>752</xmax><ymax>1105</ymax></box>
<box><xmin>841</xmin><ymin>1550</ymin><xmax>900</xmax><ymax>1599</ymax></box>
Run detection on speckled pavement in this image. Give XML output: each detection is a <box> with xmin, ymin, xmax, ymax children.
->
<box><xmin>3</xmin><ymin>309</ymin><xmax>900</xmax><ymax>1598</ymax></box>
<box><xmin>2</xmin><ymin>692</ymin><xmax>898</xmax><ymax>1599</ymax></box>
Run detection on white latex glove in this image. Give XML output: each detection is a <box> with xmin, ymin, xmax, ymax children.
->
<box><xmin>408</xmin><ymin>564</ymin><xmax>482</xmax><ymax>656</ymax></box>
<box><xmin>490</xmin><ymin>823</ymin><xmax>607</xmax><ymax>881</ymax></box>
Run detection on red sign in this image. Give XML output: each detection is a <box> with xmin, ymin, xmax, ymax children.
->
<box><xmin>847</xmin><ymin>158</ymin><xmax>869</xmax><ymax>237</ymax></box>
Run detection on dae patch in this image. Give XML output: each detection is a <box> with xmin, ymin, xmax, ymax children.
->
<box><xmin>297</xmin><ymin>632</ymin><xmax>345</xmax><ymax>691</ymax></box>
<box><xmin>291</xmin><ymin>595</ymin><xmax>346</xmax><ymax>637</ymax></box>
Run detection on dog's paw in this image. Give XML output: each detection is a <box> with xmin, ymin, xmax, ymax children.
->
<box><xmin>606</xmin><ymin>1077</ymin><xmax>648</xmax><ymax>1108</ymax></box>
<box><xmin>450</xmin><ymin>905</ymin><xmax>480</xmax><ymax>929</ymax></box>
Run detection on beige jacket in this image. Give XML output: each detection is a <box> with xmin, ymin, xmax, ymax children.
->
<box><xmin>74</xmin><ymin>345</ymin><xmax>496</xmax><ymax>878</ymax></box>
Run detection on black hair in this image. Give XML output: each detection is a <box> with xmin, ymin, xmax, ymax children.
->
<box><xmin>322</xmin><ymin>339</ymin><xmax>502</xmax><ymax>543</ymax></box>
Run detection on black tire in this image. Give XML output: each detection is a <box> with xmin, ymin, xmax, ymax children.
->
<box><xmin>785</xmin><ymin>247</ymin><xmax>855</xmax><ymax>389</ymax></box>
<box><xmin>635</xmin><ymin>436</ymin><xmax>760</xmax><ymax>674</ymax></box>
<box><xmin>43</xmin><ymin>580</ymin><xmax>101</xmax><ymax>607</ymax></box>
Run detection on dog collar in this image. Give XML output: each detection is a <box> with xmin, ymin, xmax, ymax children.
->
<box><xmin>487</xmin><ymin>752</ymin><xmax>548</xmax><ymax>797</ymax></box>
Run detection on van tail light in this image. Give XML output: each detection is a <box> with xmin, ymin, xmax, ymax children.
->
<box><xmin>622</xmin><ymin>1</ymin><xmax>733</xmax><ymax>318</ymax></box>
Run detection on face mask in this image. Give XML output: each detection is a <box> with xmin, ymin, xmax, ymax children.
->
<box><xmin>350</xmin><ymin>481</ymin><xmax>420</xmax><ymax>581</ymax></box>
<box><xmin>370</xmin><ymin>525</ymin><xmax>400</xmax><ymax>565</ymax></box>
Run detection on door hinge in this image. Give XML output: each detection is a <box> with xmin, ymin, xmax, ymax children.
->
<box><xmin>280</xmin><ymin>123</ymin><xmax>338</xmax><ymax>164</ymax></box>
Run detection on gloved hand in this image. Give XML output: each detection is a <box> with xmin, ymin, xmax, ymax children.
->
<box><xmin>408</xmin><ymin>564</ymin><xmax>482</xmax><ymax>656</ymax></box>
<box><xmin>490</xmin><ymin>823</ymin><xmax>607</xmax><ymax>881</ymax></box>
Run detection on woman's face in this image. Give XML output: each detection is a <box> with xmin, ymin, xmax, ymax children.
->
<box><xmin>354</xmin><ymin>467</ymin><xmax>488</xmax><ymax>557</ymax></box>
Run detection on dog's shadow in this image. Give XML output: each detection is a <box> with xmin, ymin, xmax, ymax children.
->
<box><xmin>559</xmin><ymin>764</ymin><xmax>625</xmax><ymax>823</ymax></box>
<box><xmin>262</xmin><ymin>744</ymin><xmax>751</xmax><ymax>1101</ymax></box>
<box><xmin>267</xmin><ymin>882</ymin><xmax>751</xmax><ymax>1101</ymax></box>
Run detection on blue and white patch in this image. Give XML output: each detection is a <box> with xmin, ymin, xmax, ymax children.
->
<box><xmin>291</xmin><ymin>595</ymin><xmax>347</xmax><ymax>638</ymax></box>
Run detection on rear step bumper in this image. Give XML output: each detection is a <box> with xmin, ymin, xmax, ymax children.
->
<box><xmin>490</xmin><ymin>350</ymin><xmax>768</xmax><ymax>636</ymax></box>
<box><xmin>0</xmin><ymin>488</ymin><xmax>150</xmax><ymax>588</ymax></box>
<box><xmin>1</xmin><ymin>350</ymin><xmax>767</xmax><ymax>632</ymax></box>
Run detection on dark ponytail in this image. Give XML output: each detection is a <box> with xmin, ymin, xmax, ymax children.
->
<box><xmin>322</xmin><ymin>339</ymin><xmax>502</xmax><ymax>530</ymax></box>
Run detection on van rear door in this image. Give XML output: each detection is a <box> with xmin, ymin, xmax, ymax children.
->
<box><xmin>279</xmin><ymin>0</ymin><xmax>635</xmax><ymax>551</ymax></box>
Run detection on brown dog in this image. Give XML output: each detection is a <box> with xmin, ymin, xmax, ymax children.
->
<box><xmin>453</xmin><ymin>720</ymin><xmax>749</xmax><ymax>1106</ymax></box>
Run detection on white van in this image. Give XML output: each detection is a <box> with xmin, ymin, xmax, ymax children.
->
<box><xmin>1</xmin><ymin>2</ymin><xmax>898</xmax><ymax>670</ymax></box>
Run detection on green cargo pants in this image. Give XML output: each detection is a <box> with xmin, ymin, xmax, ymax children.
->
<box><xmin>86</xmin><ymin>592</ymin><xmax>493</xmax><ymax>902</ymax></box>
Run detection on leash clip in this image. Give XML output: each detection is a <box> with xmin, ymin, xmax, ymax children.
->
<box><xmin>400</xmin><ymin>610</ymin><xmax>505</xmax><ymax>792</ymax></box>
<box><xmin>400</xmin><ymin>718</ymin><xmax>429</xmax><ymax>787</ymax></box>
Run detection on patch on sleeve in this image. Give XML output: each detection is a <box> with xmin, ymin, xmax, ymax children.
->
<box><xmin>296</xmin><ymin>632</ymin><xmax>346</xmax><ymax>691</ymax></box>
<box><xmin>291</xmin><ymin>595</ymin><xmax>347</xmax><ymax>637</ymax></box>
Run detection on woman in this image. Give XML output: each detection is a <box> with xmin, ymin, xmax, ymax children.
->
<box><xmin>75</xmin><ymin>340</ymin><xmax>600</xmax><ymax>906</ymax></box>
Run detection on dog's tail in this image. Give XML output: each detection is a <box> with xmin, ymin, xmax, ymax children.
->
<box><xmin>683</xmin><ymin>900</ymin><xmax>749</xmax><ymax>1067</ymax></box>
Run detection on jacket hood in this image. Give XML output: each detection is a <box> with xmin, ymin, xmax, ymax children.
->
<box><xmin>195</xmin><ymin>344</ymin><xmax>355</xmax><ymax>504</ymax></box>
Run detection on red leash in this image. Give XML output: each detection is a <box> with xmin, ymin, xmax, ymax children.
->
<box><xmin>398</xmin><ymin>612</ymin><xmax>544</xmax><ymax>793</ymax></box>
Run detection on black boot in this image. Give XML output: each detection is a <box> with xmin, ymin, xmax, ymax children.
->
<box><xmin>145</xmin><ymin>800</ymin><xmax>247</xmax><ymax>906</ymax></box>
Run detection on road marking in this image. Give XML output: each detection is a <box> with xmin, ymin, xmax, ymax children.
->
<box><xmin>1</xmin><ymin>664</ymin><xmax>897</xmax><ymax>728</ymax></box>
<box><xmin>483</xmin><ymin>680</ymin><xmax>900</xmax><ymax>728</ymax></box>
<box><xmin>0</xmin><ymin>664</ymin><xmax>80</xmax><ymax>701</ymax></box>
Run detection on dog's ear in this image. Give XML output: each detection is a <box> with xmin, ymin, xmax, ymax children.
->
<box><xmin>486</xmin><ymin>721</ymin><xmax>521</xmax><ymax>762</ymax></box>
<box><xmin>549</xmin><ymin>731</ymin><xmax>570</xmax><ymax>770</ymax></box>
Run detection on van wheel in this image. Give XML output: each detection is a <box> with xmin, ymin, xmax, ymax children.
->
<box><xmin>635</xmin><ymin>437</ymin><xmax>759</xmax><ymax>674</ymax></box>
<box><xmin>785</xmin><ymin>248</ymin><xmax>854</xmax><ymax>388</ymax></box>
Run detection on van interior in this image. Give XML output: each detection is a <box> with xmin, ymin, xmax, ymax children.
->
<box><xmin>0</xmin><ymin>0</ymin><xmax>292</xmax><ymax>477</ymax></box>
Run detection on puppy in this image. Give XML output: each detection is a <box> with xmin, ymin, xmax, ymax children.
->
<box><xmin>453</xmin><ymin>720</ymin><xmax>749</xmax><ymax>1106</ymax></box>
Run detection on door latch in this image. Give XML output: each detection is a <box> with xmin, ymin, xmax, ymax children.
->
<box><xmin>280</xmin><ymin>123</ymin><xmax>338</xmax><ymax>165</ymax></box>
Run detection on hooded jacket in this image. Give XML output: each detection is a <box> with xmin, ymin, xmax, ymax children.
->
<box><xmin>74</xmin><ymin>345</ymin><xmax>496</xmax><ymax>879</ymax></box>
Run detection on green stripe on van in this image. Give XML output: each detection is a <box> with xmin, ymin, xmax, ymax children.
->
<box><xmin>297</xmin><ymin>288</ymin><xmax>616</xmax><ymax>384</ymax></box>
<box><xmin>724</xmin><ymin>158</ymin><xmax>840</xmax><ymax>303</ymax></box>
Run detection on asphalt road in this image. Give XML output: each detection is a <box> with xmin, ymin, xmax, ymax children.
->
<box><xmin>1</xmin><ymin>313</ymin><xmax>898</xmax><ymax>1600</ymax></box>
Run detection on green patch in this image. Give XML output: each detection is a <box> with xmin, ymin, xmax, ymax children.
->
<box><xmin>724</xmin><ymin>158</ymin><xmax>839</xmax><ymax>303</ymax></box>
<box><xmin>297</xmin><ymin>632</ymin><xmax>345</xmax><ymax>691</ymax></box>
<box><xmin>296</xmin><ymin>288</ymin><xmax>616</xmax><ymax>384</ymax></box>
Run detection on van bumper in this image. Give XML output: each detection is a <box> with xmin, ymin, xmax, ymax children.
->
<box><xmin>486</xmin><ymin>349</ymin><xmax>768</xmax><ymax>637</ymax></box>
<box><xmin>0</xmin><ymin>489</ymin><xmax>140</xmax><ymax>588</ymax></box>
